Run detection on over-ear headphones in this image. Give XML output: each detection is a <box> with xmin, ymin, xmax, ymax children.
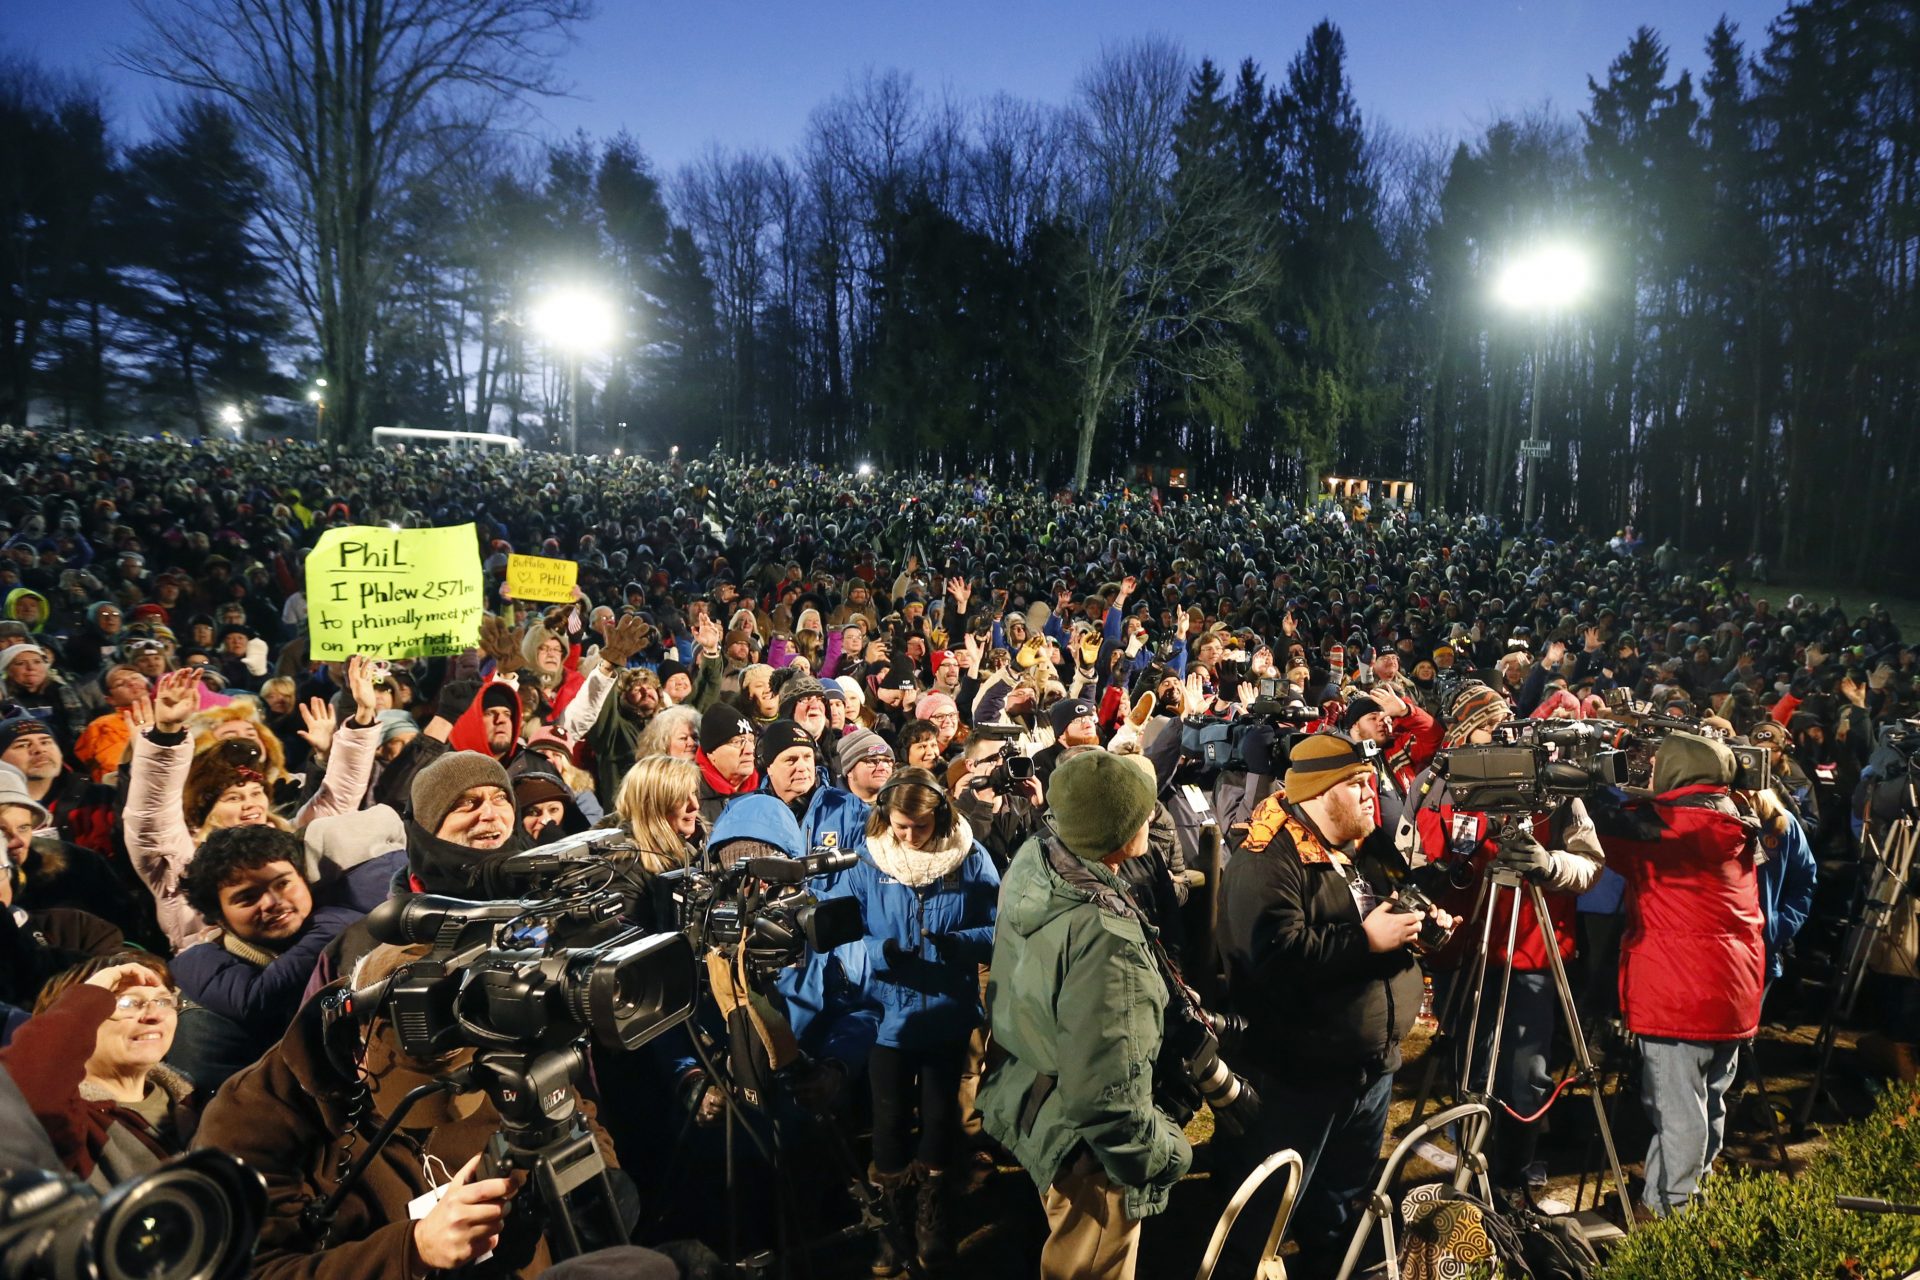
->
<box><xmin>873</xmin><ymin>766</ymin><xmax>955</xmax><ymax>841</ymax></box>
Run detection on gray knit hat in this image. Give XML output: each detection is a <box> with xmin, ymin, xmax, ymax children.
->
<box><xmin>411</xmin><ymin>750</ymin><xmax>512</xmax><ymax>835</ymax></box>
<box><xmin>836</xmin><ymin>727</ymin><xmax>893</xmax><ymax>773</ymax></box>
<box><xmin>1049</xmin><ymin>750</ymin><xmax>1155</xmax><ymax>862</ymax></box>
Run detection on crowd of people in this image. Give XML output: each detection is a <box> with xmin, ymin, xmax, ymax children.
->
<box><xmin>1</xmin><ymin>428</ymin><xmax>1913</xmax><ymax>1280</ymax></box>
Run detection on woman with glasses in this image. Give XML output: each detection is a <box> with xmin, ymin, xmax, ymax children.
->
<box><xmin>1</xmin><ymin>953</ymin><xmax>197</xmax><ymax>1190</ymax></box>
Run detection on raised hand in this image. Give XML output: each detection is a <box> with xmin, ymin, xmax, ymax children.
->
<box><xmin>600</xmin><ymin>614</ymin><xmax>649</xmax><ymax>668</ymax></box>
<box><xmin>298</xmin><ymin>697</ymin><xmax>338</xmax><ymax>757</ymax></box>
<box><xmin>479</xmin><ymin>615</ymin><xmax>525</xmax><ymax>674</ymax></box>
<box><xmin>150</xmin><ymin>668</ymin><xmax>202</xmax><ymax>734</ymax></box>
<box><xmin>345</xmin><ymin>655</ymin><xmax>380</xmax><ymax>723</ymax></box>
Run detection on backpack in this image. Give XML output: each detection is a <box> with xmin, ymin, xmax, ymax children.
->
<box><xmin>1392</xmin><ymin>1184</ymin><xmax>1598</xmax><ymax>1280</ymax></box>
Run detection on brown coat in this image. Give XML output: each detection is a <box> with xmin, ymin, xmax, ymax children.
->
<box><xmin>194</xmin><ymin>987</ymin><xmax>617</xmax><ymax>1280</ymax></box>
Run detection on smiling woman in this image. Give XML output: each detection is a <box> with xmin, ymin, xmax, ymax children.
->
<box><xmin>3</xmin><ymin>954</ymin><xmax>199</xmax><ymax>1192</ymax></box>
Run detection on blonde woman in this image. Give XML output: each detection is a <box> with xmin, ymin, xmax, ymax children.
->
<box><xmin>633</xmin><ymin>704</ymin><xmax>700</xmax><ymax>761</ymax></box>
<box><xmin>125</xmin><ymin>661</ymin><xmax>381</xmax><ymax>950</ymax></box>
<box><xmin>613</xmin><ymin>755</ymin><xmax>704</xmax><ymax>878</ymax></box>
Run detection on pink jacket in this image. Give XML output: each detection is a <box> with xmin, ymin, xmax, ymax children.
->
<box><xmin>124</xmin><ymin>721</ymin><xmax>379</xmax><ymax>951</ymax></box>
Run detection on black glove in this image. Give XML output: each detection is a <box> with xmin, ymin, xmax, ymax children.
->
<box><xmin>1495</xmin><ymin>830</ymin><xmax>1553</xmax><ymax>884</ymax></box>
<box><xmin>1209</xmin><ymin>1074</ymin><xmax>1263</xmax><ymax>1140</ymax></box>
<box><xmin>435</xmin><ymin>677</ymin><xmax>480</xmax><ymax>723</ymax></box>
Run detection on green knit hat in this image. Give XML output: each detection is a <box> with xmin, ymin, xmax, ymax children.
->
<box><xmin>1050</xmin><ymin>750</ymin><xmax>1156</xmax><ymax>861</ymax></box>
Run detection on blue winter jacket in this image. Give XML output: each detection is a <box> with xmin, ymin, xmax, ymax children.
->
<box><xmin>1758</xmin><ymin>810</ymin><xmax>1817</xmax><ymax>982</ymax></box>
<box><xmin>826</xmin><ymin>814</ymin><xmax>999</xmax><ymax>1051</ymax></box>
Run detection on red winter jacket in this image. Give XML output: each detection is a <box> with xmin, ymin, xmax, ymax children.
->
<box><xmin>1593</xmin><ymin>785</ymin><xmax>1763</xmax><ymax>1041</ymax></box>
<box><xmin>1417</xmin><ymin>805</ymin><xmax>1576</xmax><ymax>973</ymax></box>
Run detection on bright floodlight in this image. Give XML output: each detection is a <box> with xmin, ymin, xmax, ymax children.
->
<box><xmin>219</xmin><ymin>404</ymin><xmax>242</xmax><ymax>427</ymax></box>
<box><xmin>531</xmin><ymin>287</ymin><xmax>617</xmax><ymax>353</ymax></box>
<box><xmin>858</xmin><ymin>462</ymin><xmax>873</xmax><ymax>478</ymax></box>
<box><xmin>306</xmin><ymin>389</ymin><xmax>322</xmax><ymax>404</ymax></box>
<box><xmin>1494</xmin><ymin>244</ymin><xmax>1591</xmax><ymax>312</ymax></box>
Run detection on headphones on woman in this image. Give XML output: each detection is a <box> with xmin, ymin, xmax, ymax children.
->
<box><xmin>872</xmin><ymin>766</ymin><xmax>955</xmax><ymax>841</ymax></box>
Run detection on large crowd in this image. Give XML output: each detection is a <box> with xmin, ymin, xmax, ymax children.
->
<box><xmin>1</xmin><ymin>430</ymin><xmax>1913</xmax><ymax>1280</ymax></box>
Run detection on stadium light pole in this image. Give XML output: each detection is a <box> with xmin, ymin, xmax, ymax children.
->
<box><xmin>1494</xmin><ymin>244</ymin><xmax>1590</xmax><ymax>527</ymax></box>
<box><xmin>531</xmin><ymin>287</ymin><xmax>617</xmax><ymax>454</ymax></box>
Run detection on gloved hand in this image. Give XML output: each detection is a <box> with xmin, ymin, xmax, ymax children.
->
<box><xmin>1495</xmin><ymin>829</ymin><xmax>1554</xmax><ymax>884</ymax></box>
<box><xmin>435</xmin><ymin>678</ymin><xmax>480</xmax><ymax>723</ymax></box>
<box><xmin>1209</xmin><ymin>1074</ymin><xmax>1264</xmax><ymax>1139</ymax></box>
<box><xmin>243</xmin><ymin>636</ymin><xmax>269</xmax><ymax>676</ymax></box>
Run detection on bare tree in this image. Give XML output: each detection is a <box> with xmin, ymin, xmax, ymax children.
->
<box><xmin>676</xmin><ymin>147</ymin><xmax>772</xmax><ymax>452</ymax></box>
<box><xmin>123</xmin><ymin>0</ymin><xmax>590</xmax><ymax>446</ymax></box>
<box><xmin>1061</xmin><ymin>36</ymin><xmax>1272</xmax><ymax>491</ymax></box>
<box><xmin>967</xmin><ymin>93</ymin><xmax>1067</xmax><ymax>250</ymax></box>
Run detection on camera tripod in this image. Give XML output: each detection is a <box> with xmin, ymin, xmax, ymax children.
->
<box><xmin>1408</xmin><ymin>823</ymin><xmax>1634</xmax><ymax>1228</ymax></box>
<box><xmin>1796</xmin><ymin>779</ymin><xmax>1920</xmax><ymax>1136</ymax></box>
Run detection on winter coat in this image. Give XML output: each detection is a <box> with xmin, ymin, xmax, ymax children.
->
<box><xmin>171</xmin><ymin>903</ymin><xmax>368</xmax><ymax>1043</ymax></box>
<box><xmin>1219</xmin><ymin>798</ymin><xmax>1424</xmax><ymax>1085</ymax></box>
<box><xmin>7</xmin><ymin>671</ymin><xmax>88</xmax><ymax>755</ymax></box>
<box><xmin>124</xmin><ymin>721</ymin><xmax>378</xmax><ymax>951</ymax></box>
<box><xmin>826</xmin><ymin>814</ymin><xmax>997</xmax><ymax>1051</ymax></box>
<box><xmin>977</xmin><ymin>835</ymin><xmax>1191</xmax><ymax>1221</ymax></box>
<box><xmin>694</xmin><ymin>749</ymin><xmax>759</xmax><ymax>827</ymax></box>
<box><xmin>1589</xmin><ymin>784</ymin><xmax>1764</xmax><ymax>1041</ymax></box>
<box><xmin>0</xmin><ymin>983</ymin><xmax>199</xmax><ymax>1190</ymax></box>
<box><xmin>195</xmin><ymin>986</ymin><xmax>613</xmax><ymax>1280</ymax></box>
<box><xmin>1758</xmin><ymin>809</ymin><xmax>1817</xmax><ymax>983</ymax></box>
<box><xmin>1414</xmin><ymin>789</ymin><xmax>1605</xmax><ymax>972</ymax></box>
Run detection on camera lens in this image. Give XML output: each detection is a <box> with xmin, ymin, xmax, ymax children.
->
<box><xmin>99</xmin><ymin>1162</ymin><xmax>246</xmax><ymax>1280</ymax></box>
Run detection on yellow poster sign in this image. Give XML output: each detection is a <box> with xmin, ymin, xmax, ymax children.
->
<box><xmin>306</xmin><ymin>524</ymin><xmax>483</xmax><ymax>660</ymax></box>
<box><xmin>506</xmin><ymin>553</ymin><xmax>578</xmax><ymax>604</ymax></box>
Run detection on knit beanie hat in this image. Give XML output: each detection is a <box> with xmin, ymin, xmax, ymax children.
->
<box><xmin>1340</xmin><ymin>695</ymin><xmax>1385</xmax><ymax>731</ymax></box>
<box><xmin>699</xmin><ymin>703</ymin><xmax>755</xmax><ymax>756</ymax></box>
<box><xmin>1049</xmin><ymin>750</ymin><xmax>1155</xmax><ymax>862</ymax></box>
<box><xmin>183</xmin><ymin>739</ymin><xmax>269</xmax><ymax>830</ymax></box>
<box><xmin>778</xmin><ymin>675</ymin><xmax>830</xmax><ymax>717</ymax></box>
<box><xmin>0</xmin><ymin>712</ymin><xmax>51</xmax><ymax>754</ymax></box>
<box><xmin>1652</xmin><ymin>731</ymin><xmax>1735</xmax><ymax>795</ymax></box>
<box><xmin>1283</xmin><ymin>733</ymin><xmax>1374</xmax><ymax>803</ymax></box>
<box><xmin>837</xmin><ymin>727</ymin><xmax>893</xmax><ymax>772</ymax></box>
<box><xmin>914</xmin><ymin>691</ymin><xmax>957</xmax><ymax>722</ymax></box>
<box><xmin>1048</xmin><ymin>696</ymin><xmax>1097</xmax><ymax>738</ymax></box>
<box><xmin>0</xmin><ymin>760</ymin><xmax>49</xmax><ymax>825</ymax></box>
<box><xmin>0</xmin><ymin>643</ymin><xmax>44</xmax><ymax>679</ymax></box>
<box><xmin>755</xmin><ymin>718</ymin><xmax>816</xmax><ymax>772</ymax></box>
<box><xmin>411</xmin><ymin>750</ymin><xmax>512</xmax><ymax>835</ymax></box>
<box><xmin>1444</xmin><ymin>681</ymin><xmax>1510</xmax><ymax>747</ymax></box>
<box><xmin>375</xmin><ymin>709</ymin><xmax>419</xmax><ymax>746</ymax></box>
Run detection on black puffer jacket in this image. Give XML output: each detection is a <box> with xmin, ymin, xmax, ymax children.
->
<box><xmin>1217</xmin><ymin>804</ymin><xmax>1422</xmax><ymax>1088</ymax></box>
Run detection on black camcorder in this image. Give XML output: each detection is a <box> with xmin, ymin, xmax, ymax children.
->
<box><xmin>361</xmin><ymin>886</ymin><xmax>697</xmax><ymax>1059</ymax></box>
<box><xmin>652</xmin><ymin>850</ymin><xmax>865</xmax><ymax>979</ymax></box>
<box><xmin>968</xmin><ymin>743</ymin><xmax>1035</xmax><ymax>797</ymax></box>
<box><xmin>1437</xmin><ymin>720</ymin><xmax>1629</xmax><ymax>813</ymax></box>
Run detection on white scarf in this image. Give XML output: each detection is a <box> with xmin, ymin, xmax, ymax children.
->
<box><xmin>864</xmin><ymin>812</ymin><xmax>975</xmax><ymax>888</ymax></box>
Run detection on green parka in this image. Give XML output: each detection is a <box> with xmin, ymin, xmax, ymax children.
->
<box><xmin>977</xmin><ymin>835</ymin><xmax>1192</xmax><ymax>1221</ymax></box>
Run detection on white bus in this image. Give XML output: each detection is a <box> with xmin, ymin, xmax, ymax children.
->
<box><xmin>370</xmin><ymin>427</ymin><xmax>523</xmax><ymax>454</ymax></box>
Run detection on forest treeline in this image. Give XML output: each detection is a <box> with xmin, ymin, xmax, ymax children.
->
<box><xmin>2</xmin><ymin>1</ymin><xmax>1916</xmax><ymax>582</ymax></box>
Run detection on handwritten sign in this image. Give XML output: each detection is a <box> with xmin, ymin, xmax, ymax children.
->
<box><xmin>506</xmin><ymin>553</ymin><xmax>577</xmax><ymax>604</ymax></box>
<box><xmin>306</xmin><ymin>524</ymin><xmax>483</xmax><ymax>660</ymax></box>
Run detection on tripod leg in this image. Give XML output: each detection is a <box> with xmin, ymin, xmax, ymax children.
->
<box><xmin>1407</xmin><ymin>875</ymin><xmax>1494</xmax><ymax>1129</ymax></box>
<box><xmin>1529</xmin><ymin>881</ymin><xmax>1635</xmax><ymax>1229</ymax></box>
<box><xmin>1457</xmin><ymin>876</ymin><xmax>1510</xmax><ymax>1107</ymax></box>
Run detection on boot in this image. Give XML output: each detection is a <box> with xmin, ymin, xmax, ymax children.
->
<box><xmin>913</xmin><ymin>1165</ymin><xmax>954</xmax><ymax>1270</ymax></box>
<box><xmin>867</xmin><ymin>1164</ymin><xmax>912</xmax><ymax>1278</ymax></box>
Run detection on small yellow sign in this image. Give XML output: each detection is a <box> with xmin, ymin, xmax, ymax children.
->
<box><xmin>506</xmin><ymin>553</ymin><xmax>578</xmax><ymax>604</ymax></box>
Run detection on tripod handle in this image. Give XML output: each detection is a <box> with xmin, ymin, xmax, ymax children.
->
<box><xmin>1836</xmin><ymin>1195</ymin><xmax>1920</xmax><ymax>1216</ymax></box>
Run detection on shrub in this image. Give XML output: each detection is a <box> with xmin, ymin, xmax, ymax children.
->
<box><xmin>1599</xmin><ymin>1082</ymin><xmax>1920</xmax><ymax>1280</ymax></box>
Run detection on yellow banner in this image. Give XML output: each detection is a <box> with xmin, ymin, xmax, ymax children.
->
<box><xmin>506</xmin><ymin>553</ymin><xmax>578</xmax><ymax>604</ymax></box>
<box><xmin>306</xmin><ymin>524</ymin><xmax>483</xmax><ymax>660</ymax></box>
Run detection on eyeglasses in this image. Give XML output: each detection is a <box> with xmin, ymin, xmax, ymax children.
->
<box><xmin>111</xmin><ymin>993</ymin><xmax>180</xmax><ymax>1018</ymax></box>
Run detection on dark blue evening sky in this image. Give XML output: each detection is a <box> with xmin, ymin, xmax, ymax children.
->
<box><xmin>10</xmin><ymin>0</ymin><xmax>1787</xmax><ymax>172</ymax></box>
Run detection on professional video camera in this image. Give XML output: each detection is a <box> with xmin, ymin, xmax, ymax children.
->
<box><xmin>311</xmin><ymin>878</ymin><xmax>697</xmax><ymax>1261</ymax></box>
<box><xmin>1620</xmin><ymin>713</ymin><xmax>1772</xmax><ymax>792</ymax></box>
<box><xmin>1437</xmin><ymin>719</ymin><xmax>1631</xmax><ymax>813</ymax></box>
<box><xmin>652</xmin><ymin>848</ymin><xmax>863</xmax><ymax>980</ymax></box>
<box><xmin>0</xmin><ymin>1152</ymin><xmax>266</xmax><ymax>1280</ymax></box>
<box><xmin>966</xmin><ymin>742</ymin><xmax>1036</xmax><ymax>797</ymax></box>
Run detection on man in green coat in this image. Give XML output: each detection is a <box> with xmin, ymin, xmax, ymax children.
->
<box><xmin>978</xmin><ymin>750</ymin><xmax>1191</xmax><ymax>1280</ymax></box>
